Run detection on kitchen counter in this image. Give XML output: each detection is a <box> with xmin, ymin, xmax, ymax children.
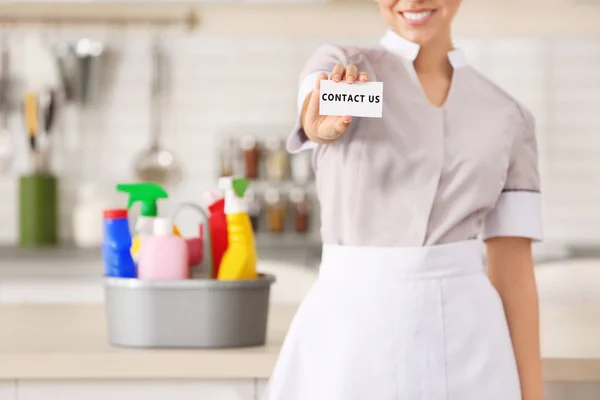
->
<box><xmin>0</xmin><ymin>303</ymin><xmax>291</xmax><ymax>380</ymax></box>
<box><xmin>0</xmin><ymin>302</ymin><xmax>599</xmax><ymax>382</ymax></box>
<box><xmin>2</xmin><ymin>246</ymin><xmax>600</xmax><ymax>385</ymax></box>
<box><xmin>0</xmin><ymin>245</ymin><xmax>321</xmax><ymax>278</ymax></box>
<box><xmin>0</xmin><ymin>241</ymin><xmax>589</xmax><ymax>280</ymax></box>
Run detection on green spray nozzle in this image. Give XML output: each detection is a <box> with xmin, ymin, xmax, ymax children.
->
<box><xmin>219</xmin><ymin>176</ymin><xmax>249</xmax><ymax>198</ymax></box>
<box><xmin>116</xmin><ymin>182</ymin><xmax>168</xmax><ymax>217</ymax></box>
<box><xmin>232</xmin><ymin>178</ymin><xmax>249</xmax><ymax>197</ymax></box>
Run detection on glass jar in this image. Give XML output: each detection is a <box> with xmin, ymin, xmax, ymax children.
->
<box><xmin>290</xmin><ymin>151</ymin><xmax>312</xmax><ymax>184</ymax></box>
<box><xmin>266</xmin><ymin>138</ymin><xmax>288</xmax><ymax>182</ymax></box>
<box><xmin>264</xmin><ymin>188</ymin><xmax>286</xmax><ymax>233</ymax></box>
<box><xmin>245</xmin><ymin>188</ymin><xmax>261</xmax><ymax>232</ymax></box>
<box><xmin>289</xmin><ymin>188</ymin><xmax>310</xmax><ymax>234</ymax></box>
<box><xmin>218</xmin><ymin>138</ymin><xmax>236</xmax><ymax>177</ymax></box>
<box><xmin>241</xmin><ymin>136</ymin><xmax>260</xmax><ymax>179</ymax></box>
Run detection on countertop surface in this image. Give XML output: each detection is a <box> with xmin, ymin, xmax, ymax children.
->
<box><xmin>0</xmin><ymin>300</ymin><xmax>599</xmax><ymax>382</ymax></box>
<box><xmin>1</xmin><ymin>248</ymin><xmax>600</xmax><ymax>382</ymax></box>
<box><xmin>0</xmin><ymin>241</ymin><xmax>589</xmax><ymax>279</ymax></box>
<box><xmin>0</xmin><ymin>303</ymin><xmax>293</xmax><ymax>381</ymax></box>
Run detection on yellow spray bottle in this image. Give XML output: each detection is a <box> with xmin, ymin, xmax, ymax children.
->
<box><xmin>217</xmin><ymin>176</ymin><xmax>258</xmax><ymax>281</ymax></box>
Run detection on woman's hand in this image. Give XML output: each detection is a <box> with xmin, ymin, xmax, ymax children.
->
<box><xmin>301</xmin><ymin>64</ymin><xmax>369</xmax><ymax>143</ymax></box>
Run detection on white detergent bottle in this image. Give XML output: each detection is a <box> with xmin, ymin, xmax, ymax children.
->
<box><xmin>72</xmin><ymin>183</ymin><xmax>110</xmax><ymax>248</ymax></box>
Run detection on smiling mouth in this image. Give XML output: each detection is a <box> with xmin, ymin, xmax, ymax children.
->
<box><xmin>399</xmin><ymin>9</ymin><xmax>436</xmax><ymax>25</ymax></box>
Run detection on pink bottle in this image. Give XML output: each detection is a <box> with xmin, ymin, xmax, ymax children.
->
<box><xmin>137</xmin><ymin>218</ymin><xmax>189</xmax><ymax>280</ymax></box>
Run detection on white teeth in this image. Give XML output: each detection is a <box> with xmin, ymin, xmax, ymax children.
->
<box><xmin>403</xmin><ymin>10</ymin><xmax>433</xmax><ymax>22</ymax></box>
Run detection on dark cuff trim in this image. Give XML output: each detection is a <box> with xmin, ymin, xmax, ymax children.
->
<box><xmin>502</xmin><ymin>188</ymin><xmax>541</xmax><ymax>194</ymax></box>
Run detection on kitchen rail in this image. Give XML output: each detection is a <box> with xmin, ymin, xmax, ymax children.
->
<box><xmin>0</xmin><ymin>5</ymin><xmax>200</xmax><ymax>30</ymax></box>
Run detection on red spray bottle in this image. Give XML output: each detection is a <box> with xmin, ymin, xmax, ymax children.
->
<box><xmin>206</xmin><ymin>193</ymin><xmax>228</xmax><ymax>278</ymax></box>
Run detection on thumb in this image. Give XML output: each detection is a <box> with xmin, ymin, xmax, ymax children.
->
<box><xmin>318</xmin><ymin>115</ymin><xmax>352</xmax><ymax>140</ymax></box>
<box><xmin>305</xmin><ymin>72</ymin><xmax>329</xmax><ymax>125</ymax></box>
<box><xmin>333</xmin><ymin>115</ymin><xmax>352</xmax><ymax>137</ymax></box>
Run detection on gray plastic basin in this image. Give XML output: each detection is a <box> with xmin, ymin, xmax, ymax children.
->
<box><xmin>104</xmin><ymin>274</ymin><xmax>276</xmax><ymax>348</ymax></box>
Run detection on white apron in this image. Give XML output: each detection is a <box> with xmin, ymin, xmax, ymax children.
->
<box><xmin>262</xmin><ymin>240</ymin><xmax>521</xmax><ymax>400</ymax></box>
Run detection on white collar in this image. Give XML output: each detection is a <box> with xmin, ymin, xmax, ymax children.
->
<box><xmin>379</xmin><ymin>30</ymin><xmax>467</xmax><ymax>70</ymax></box>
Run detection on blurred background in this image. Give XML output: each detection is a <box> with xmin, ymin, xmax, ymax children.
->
<box><xmin>0</xmin><ymin>1</ymin><xmax>599</xmax><ymax>399</ymax></box>
<box><xmin>0</xmin><ymin>1</ymin><xmax>599</xmax><ymax>253</ymax></box>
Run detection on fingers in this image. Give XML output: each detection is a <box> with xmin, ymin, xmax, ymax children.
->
<box><xmin>305</xmin><ymin>66</ymin><xmax>364</xmax><ymax>142</ymax></box>
<box><xmin>330</xmin><ymin>64</ymin><xmax>368</xmax><ymax>84</ymax></box>
<box><xmin>331</xmin><ymin>64</ymin><xmax>345</xmax><ymax>82</ymax></box>
<box><xmin>345</xmin><ymin>64</ymin><xmax>358</xmax><ymax>83</ymax></box>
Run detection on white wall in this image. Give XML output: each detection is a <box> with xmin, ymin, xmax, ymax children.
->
<box><xmin>2</xmin><ymin>1</ymin><xmax>600</xmax><ymax>36</ymax></box>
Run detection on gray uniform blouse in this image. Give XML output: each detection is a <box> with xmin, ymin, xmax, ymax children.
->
<box><xmin>287</xmin><ymin>30</ymin><xmax>543</xmax><ymax>247</ymax></box>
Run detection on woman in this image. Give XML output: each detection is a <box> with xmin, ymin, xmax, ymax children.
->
<box><xmin>264</xmin><ymin>1</ymin><xmax>544</xmax><ymax>399</ymax></box>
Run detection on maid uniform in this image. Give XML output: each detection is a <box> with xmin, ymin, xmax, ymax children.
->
<box><xmin>263</xmin><ymin>29</ymin><xmax>543</xmax><ymax>400</ymax></box>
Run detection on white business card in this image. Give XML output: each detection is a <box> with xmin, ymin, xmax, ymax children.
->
<box><xmin>319</xmin><ymin>80</ymin><xmax>384</xmax><ymax>118</ymax></box>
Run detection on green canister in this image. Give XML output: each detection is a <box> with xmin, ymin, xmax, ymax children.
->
<box><xmin>19</xmin><ymin>174</ymin><xmax>58</xmax><ymax>247</ymax></box>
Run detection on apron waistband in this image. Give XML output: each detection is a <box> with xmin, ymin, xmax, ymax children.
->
<box><xmin>320</xmin><ymin>240</ymin><xmax>484</xmax><ymax>280</ymax></box>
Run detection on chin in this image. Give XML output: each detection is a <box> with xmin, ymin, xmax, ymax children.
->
<box><xmin>396</xmin><ymin>28</ymin><xmax>437</xmax><ymax>46</ymax></box>
<box><xmin>388</xmin><ymin>21</ymin><xmax>437</xmax><ymax>45</ymax></box>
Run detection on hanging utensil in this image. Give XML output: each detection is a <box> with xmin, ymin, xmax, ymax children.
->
<box><xmin>45</xmin><ymin>89</ymin><xmax>58</xmax><ymax>172</ymax></box>
<box><xmin>0</xmin><ymin>35</ymin><xmax>13</xmax><ymax>174</ymax></box>
<box><xmin>23</xmin><ymin>92</ymin><xmax>40</xmax><ymax>174</ymax></box>
<box><xmin>54</xmin><ymin>42</ymin><xmax>79</xmax><ymax>155</ymax></box>
<box><xmin>53</xmin><ymin>39</ymin><xmax>105</xmax><ymax>164</ymax></box>
<box><xmin>54</xmin><ymin>43</ymin><xmax>78</xmax><ymax>103</ymax></box>
<box><xmin>45</xmin><ymin>90</ymin><xmax>57</xmax><ymax>134</ymax></box>
<box><xmin>74</xmin><ymin>38</ymin><xmax>105</xmax><ymax>107</ymax></box>
<box><xmin>74</xmin><ymin>38</ymin><xmax>107</xmax><ymax>181</ymax></box>
<box><xmin>37</xmin><ymin>89</ymin><xmax>57</xmax><ymax>174</ymax></box>
<box><xmin>134</xmin><ymin>37</ymin><xmax>181</xmax><ymax>186</ymax></box>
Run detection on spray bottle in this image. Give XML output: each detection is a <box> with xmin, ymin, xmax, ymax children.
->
<box><xmin>217</xmin><ymin>176</ymin><xmax>258</xmax><ymax>281</ymax></box>
<box><xmin>116</xmin><ymin>182</ymin><xmax>169</xmax><ymax>260</ymax></box>
<box><xmin>205</xmin><ymin>191</ymin><xmax>228</xmax><ymax>279</ymax></box>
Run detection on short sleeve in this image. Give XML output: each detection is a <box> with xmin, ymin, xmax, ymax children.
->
<box><xmin>286</xmin><ymin>44</ymin><xmax>348</xmax><ymax>154</ymax></box>
<box><xmin>482</xmin><ymin>106</ymin><xmax>544</xmax><ymax>241</ymax></box>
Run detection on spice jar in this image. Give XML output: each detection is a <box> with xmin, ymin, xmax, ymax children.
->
<box><xmin>291</xmin><ymin>151</ymin><xmax>312</xmax><ymax>184</ymax></box>
<box><xmin>241</xmin><ymin>136</ymin><xmax>260</xmax><ymax>179</ymax></box>
<box><xmin>290</xmin><ymin>188</ymin><xmax>310</xmax><ymax>234</ymax></box>
<box><xmin>219</xmin><ymin>138</ymin><xmax>236</xmax><ymax>177</ymax></box>
<box><xmin>245</xmin><ymin>188</ymin><xmax>261</xmax><ymax>232</ymax></box>
<box><xmin>266</xmin><ymin>138</ymin><xmax>289</xmax><ymax>182</ymax></box>
<box><xmin>265</xmin><ymin>189</ymin><xmax>286</xmax><ymax>233</ymax></box>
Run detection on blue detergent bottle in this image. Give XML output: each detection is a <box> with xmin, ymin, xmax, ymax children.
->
<box><xmin>102</xmin><ymin>209</ymin><xmax>137</xmax><ymax>278</ymax></box>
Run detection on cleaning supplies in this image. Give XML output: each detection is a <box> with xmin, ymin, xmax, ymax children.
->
<box><xmin>73</xmin><ymin>183</ymin><xmax>109</xmax><ymax>248</ymax></box>
<box><xmin>186</xmin><ymin>224</ymin><xmax>204</xmax><ymax>270</ymax></box>
<box><xmin>170</xmin><ymin>201</ymin><xmax>213</xmax><ymax>279</ymax></box>
<box><xmin>116</xmin><ymin>182</ymin><xmax>168</xmax><ymax>260</ymax></box>
<box><xmin>130</xmin><ymin>225</ymin><xmax>182</xmax><ymax>258</ymax></box>
<box><xmin>102</xmin><ymin>209</ymin><xmax>136</xmax><ymax>278</ymax></box>
<box><xmin>206</xmin><ymin>192</ymin><xmax>228</xmax><ymax>279</ymax></box>
<box><xmin>137</xmin><ymin>217</ymin><xmax>189</xmax><ymax>280</ymax></box>
<box><xmin>217</xmin><ymin>176</ymin><xmax>258</xmax><ymax>281</ymax></box>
